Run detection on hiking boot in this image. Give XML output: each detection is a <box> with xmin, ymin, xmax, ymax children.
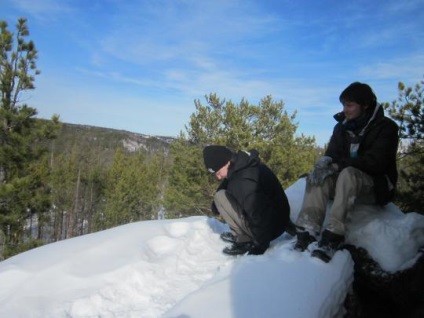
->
<box><xmin>311</xmin><ymin>229</ymin><xmax>344</xmax><ymax>263</ymax></box>
<box><xmin>223</xmin><ymin>242</ymin><xmax>254</xmax><ymax>255</ymax></box>
<box><xmin>220</xmin><ymin>232</ymin><xmax>237</xmax><ymax>243</ymax></box>
<box><xmin>294</xmin><ymin>231</ymin><xmax>316</xmax><ymax>252</ymax></box>
<box><xmin>223</xmin><ymin>241</ymin><xmax>269</xmax><ymax>256</ymax></box>
<box><xmin>247</xmin><ymin>242</ymin><xmax>269</xmax><ymax>255</ymax></box>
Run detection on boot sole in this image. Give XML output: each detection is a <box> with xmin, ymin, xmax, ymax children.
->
<box><xmin>311</xmin><ymin>249</ymin><xmax>331</xmax><ymax>263</ymax></box>
<box><xmin>221</xmin><ymin>237</ymin><xmax>237</xmax><ymax>244</ymax></box>
<box><xmin>222</xmin><ymin>247</ymin><xmax>250</xmax><ymax>256</ymax></box>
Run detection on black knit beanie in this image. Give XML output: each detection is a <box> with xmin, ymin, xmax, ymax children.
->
<box><xmin>203</xmin><ymin>145</ymin><xmax>233</xmax><ymax>173</ymax></box>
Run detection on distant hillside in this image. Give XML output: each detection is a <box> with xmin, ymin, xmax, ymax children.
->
<box><xmin>50</xmin><ymin>122</ymin><xmax>175</xmax><ymax>164</ymax></box>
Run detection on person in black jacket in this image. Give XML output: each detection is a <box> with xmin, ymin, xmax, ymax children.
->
<box><xmin>203</xmin><ymin>145</ymin><xmax>291</xmax><ymax>256</ymax></box>
<box><xmin>294</xmin><ymin>82</ymin><xmax>399</xmax><ymax>262</ymax></box>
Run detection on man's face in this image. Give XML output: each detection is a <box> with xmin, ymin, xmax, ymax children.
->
<box><xmin>342</xmin><ymin>101</ymin><xmax>366</xmax><ymax>121</ymax></box>
<box><xmin>214</xmin><ymin>162</ymin><xmax>230</xmax><ymax>180</ymax></box>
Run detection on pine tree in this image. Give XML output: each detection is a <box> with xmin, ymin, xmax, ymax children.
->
<box><xmin>97</xmin><ymin>148</ymin><xmax>163</xmax><ymax>229</ymax></box>
<box><xmin>0</xmin><ymin>18</ymin><xmax>60</xmax><ymax>257</ymax></box>
<box><xmin>385</xmin><ymin>78</ymin><xmax>424</xmax><ymax>213</ymax></box>
<box><xmin>164</xmin><ymin>93</ymin><xmax>317</xmax><ymax>217</ymax></box>
<box><xmin>164</xmin><ymin>137</ymin><xmax>214</xmax><ymax>217</ymax></box>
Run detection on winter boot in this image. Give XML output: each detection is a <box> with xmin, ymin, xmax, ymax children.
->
<box><xmin>247</xmin><ymin>242</ymin><xmax>269</xmax><ymax>255</ymax></box>
<box><xmin>311</xmin><ymin>229</ymin><xmax>344</xmax><ymax>263</ymax></box>
<box><xmin>223</xmin><ymin>241</ymin><xmax>255</xmax><ymax>256</ymax></box>
<box><xmin>223</xmin><ymin>241</ymin><xmax>269</xmax><ymax>256</ymax></box>
<box><xmin>293</xmin><ymin>231</ymin><xmax>316</xmax><ymax>252</ymax></box>
<box><xmin>220</xmin><ymin>232</ymin><xmax>237</xmax><ymax>244</ymax></box>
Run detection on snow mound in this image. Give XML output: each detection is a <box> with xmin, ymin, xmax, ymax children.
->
<box><xmin>0</xmin><ymin>178</ymin><xmax>423</xmax><ymax>317</ymax></box>
<box><xmin>0</xmin><ymin>216</ymin><xmax>354</xmax><ymax>318</ymax></box>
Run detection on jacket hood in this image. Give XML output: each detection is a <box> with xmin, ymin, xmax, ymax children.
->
<box><xmin>227</xmin><ymin>149</ymin><xmax>260</xmax><ymax>177</ymax></box>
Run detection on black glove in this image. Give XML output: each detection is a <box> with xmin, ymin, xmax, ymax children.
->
<box><xmin>307</xmin><ymin>156</ymin><xmax>336</xmax><ymax>186</ymax></box>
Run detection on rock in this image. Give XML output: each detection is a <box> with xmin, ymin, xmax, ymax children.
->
<box><xmin>344</xmin><ymin>245</ymin><xmax>424</xmax><ymax>318</ymax></box>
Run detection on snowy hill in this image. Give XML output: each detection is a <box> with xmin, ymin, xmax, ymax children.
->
<box><xmin>0</xmin><ymin>179</ymin><xmax>423</xmax><ymax>318</ymax></box>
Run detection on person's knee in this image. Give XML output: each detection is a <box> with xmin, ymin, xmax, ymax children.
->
<box><xmin>214</xmin><ymin>189</ymin><xmax>227</xmax><ymax>204</ymax></box>
<box><xmin>338</xmin><ymin>167</ymin><xmax>362</xmax><ymax>185</ymax></box>
<box><xmin>339</xmin><ymin>166</ymin><xmax>358</xmax><ymax>176</ymax></box>
<box><xmin>214</xmin><ymin>190</ymin><xmax>239</xmax><ymax>210</ymax></box>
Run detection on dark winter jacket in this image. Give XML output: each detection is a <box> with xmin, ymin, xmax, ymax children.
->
<box><xmin>325</xmin><ymin>104</ymin><xmax>399</xmax><ymax>205</ymax></box>
<box><xmin>216</xmin><ymin>150</ymin><xmax>290</xmax><ymax>246</ymax></box>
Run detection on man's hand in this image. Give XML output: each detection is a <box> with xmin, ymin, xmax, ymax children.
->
<box><xmin>307</xmin><ymin>156</ymin><xmax>336</xmax><ymax>186</ymax></box>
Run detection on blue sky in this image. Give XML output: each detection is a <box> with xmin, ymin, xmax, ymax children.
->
<box><xmin>2</xmin><ymin>0</ymin><xmax>423</xmax><ymax>145</ymax></box>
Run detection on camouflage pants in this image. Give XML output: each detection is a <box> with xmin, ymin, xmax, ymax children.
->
<box><xmin>296</xmin><ymin>167</ymin><xmax>375</xmax><ymax>236</ymax></box>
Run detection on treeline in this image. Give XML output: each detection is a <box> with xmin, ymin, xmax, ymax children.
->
<box><xmin>48</xmin><ymin>141</ymin><xmax>170</xmax><ymax>240</ymax></box>
<box><xmin>0</xmin><ymin>120</ymin><xmax>174</xmax><ymax>258</ymax></box>
<box><xmin>1</xmin><ymin>18</ymin><xmax>423</xmax><ymax>260</ymax></box>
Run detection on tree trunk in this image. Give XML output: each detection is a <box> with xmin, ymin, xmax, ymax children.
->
<box><xmin>0</xmin><ymin>229</ymin><xmax>5</xmax><ymax>261</ymax></box>
<box><xmin>67</xmin><ymin>168</ymin><xmax>81</xmax><ymax>239</ymax></box>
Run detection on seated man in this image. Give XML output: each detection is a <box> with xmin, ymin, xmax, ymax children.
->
<box><xmin>203</xmin><ymin>145</ymin><xmax>291</xmax><ymax>256</ymax></box>
<box><xmin>294</xmin><ymin>82</ymin><xmax>399</xmax><ymax>262</ymax></box>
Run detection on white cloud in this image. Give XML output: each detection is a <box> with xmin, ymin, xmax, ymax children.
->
<box><xmin>357</xmin><ymin>54</ymin><xmax>424</xmax><ymax>81</ymax></box>
<box><xmin>10</xmin><ymin>0</ymin><xmax>73</xmax><ymax>21</ymax></box>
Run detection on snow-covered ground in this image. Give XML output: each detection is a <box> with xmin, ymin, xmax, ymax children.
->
<box><xmin>0</xmin><ymin>178</ymin><xmax>423</xmax><ymax>318</ymax></box>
